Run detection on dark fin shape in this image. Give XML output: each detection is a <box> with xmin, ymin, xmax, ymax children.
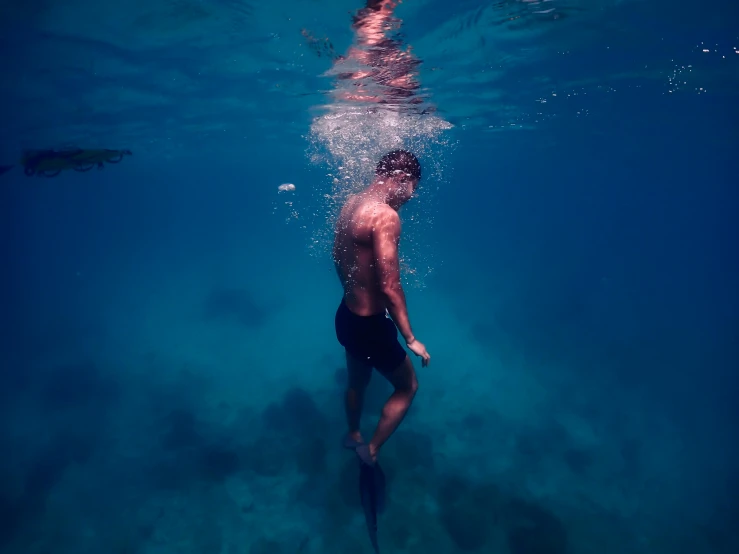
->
<box><xmin>0</xmin><ymin>165</ymin><xmax>13</xmax><ymax>177</ymax></box>
<box><xmin>375</xmin><ymin>462</ymin><xmax>386</xmax><ymax>514</ymax></box>
<box><xmin>360</xmin><ymin>462</ymin><xmax>380</xmax><ymax>554</ymax></box>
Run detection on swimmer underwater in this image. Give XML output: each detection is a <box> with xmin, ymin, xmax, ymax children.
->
<box><xmin>333</xmin><ymin>149</ymin><xmax>430</xmax><ymax>466</ymax></box>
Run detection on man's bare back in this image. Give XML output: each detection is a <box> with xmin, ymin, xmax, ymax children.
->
<box><xmin>333</xmin><ymin>194</ymin><xmax>400</xmax><ymax>317</ymax></box>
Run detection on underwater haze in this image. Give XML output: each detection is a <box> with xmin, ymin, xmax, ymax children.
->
<box><xmin>1</xmin><ymin>0</ymin><xmax>738</xmax><ymax>553</ymax></box>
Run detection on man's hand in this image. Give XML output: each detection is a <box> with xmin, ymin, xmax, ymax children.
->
<box><xmin>406</xmin><ymin>338</ymin><xmax>430</xmax><ymax>367</ymax></box>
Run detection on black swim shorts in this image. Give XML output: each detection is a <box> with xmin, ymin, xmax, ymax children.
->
<box><xmin>335</xmin><ymin>298</ymin><xmax>407</xmax><ymax>373</ymax></box>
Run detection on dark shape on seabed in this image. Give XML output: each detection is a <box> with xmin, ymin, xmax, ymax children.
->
<box><xmin>21</xmin><ymin>147</ymin><xmax>132</xmax><ymax>177</ymax></box>
<box><xmin>0</xmin><ymin>493</ymin><xmax>24</xmax><ymax>547</ymax></box>
<box><xmin>506</xmin><ymin>498</ymin><xmax>568</xmax><ymax>554</ymax></box>
<box><xmin>245</xmin><ymin>434</ymin><xmax>288</xmax><ymax>477</ymax></box>
<box><xmin>161</xmin><ymin>409</ymin><xmax>201</xmax><ymax>450</ymax></box>
<box><xmin>0</xmin><ymin>165</ymin><xmax>13</xmax><ymax>176</ymax></box>
<box><xmin>41</xmin><ymin>361</ymin><xmax>120</xmax><ymax>413</ymax></box>
<box><xmin>203</xmin><ymin>287</ymin><xmax>267</xmax><ymax>328</ymax></box>
<box><xmin>438</xmin><ymin>475</ymin><xmax>500</xmax><ymax>551</ymax></box>
<box><xmin>198</xmin><ymin>444</ymin><xmax>240</xmax><ymax>482</ymax></box>
<box><xmin>261</xmin><ymin>386</ymin><xmax>328</xmax><ymax>437</ymax></box>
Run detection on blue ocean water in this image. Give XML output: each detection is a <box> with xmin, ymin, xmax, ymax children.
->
<box><xmin>1</xmin><ymin>0</ymin><xmax>737</xmax><ymax>553</ymax></box>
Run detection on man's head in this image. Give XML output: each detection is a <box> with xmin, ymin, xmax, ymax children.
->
<box><xmin>374</xmin><ymin>149</ymin><xmax>421</xmax><ymax>208</ymax></box>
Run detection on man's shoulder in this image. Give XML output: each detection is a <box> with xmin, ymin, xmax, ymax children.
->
<box><xmin>353</xmin><ymin>199</ymin><xmax>396</xmax><ymax>221</ymax></box>
<box><xmin>370</xmin><ymin>204</ymin><xmax>400</xmax><ymax>240</ymax></box>
<box><xmin>371</xmin><ymin>202</ymin><xmax>399</xmax><ymax>220</ymax></box>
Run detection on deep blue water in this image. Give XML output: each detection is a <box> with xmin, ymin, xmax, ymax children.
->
<box><xmin>1</xmin><ymin>1</ymin><xmax>737</xmax><ymax>553</ymax></box>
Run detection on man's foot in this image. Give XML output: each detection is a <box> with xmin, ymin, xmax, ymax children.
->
<box><xmin>343</xmin><ymin>431</ymin><xmax>364</xmax><ymax>450</ymax></box>
<box><xmin>356</xmin><ymin>443</ymin><xmax>378</xmax><ymax>466</ymax></box>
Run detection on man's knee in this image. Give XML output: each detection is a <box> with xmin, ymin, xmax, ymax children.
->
<box><xmin>408</xmin><ymin>373</ymin><xmax>419</xmax><ymax>396</ymax></box>
<box><xmin>383</xmin><ymin>355</ymin><xmax>418</xmax><ymax>395</ymax></box>
<box><xmin>399</xmin><ymin>368</ymin><xmax>419</xmax><ymax>398</ymax></box>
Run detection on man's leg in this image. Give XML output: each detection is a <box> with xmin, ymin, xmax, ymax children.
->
<box><xmin>345</xmin><ymin>350</ymin><xmax>373</xmax><ymax>444</ymax></box>
<box><xmin>367</xmin><ymin>355</ymin><xmax>418</xmax><ymax>460</ymax></box>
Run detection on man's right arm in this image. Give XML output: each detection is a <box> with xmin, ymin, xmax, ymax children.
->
<box><xmin>372</xmin><ymin>207</ymin><xmax>414</xmax><ymax>343</ymax></box>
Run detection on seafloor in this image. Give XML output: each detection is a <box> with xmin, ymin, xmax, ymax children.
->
<box><xmin>1</xmin><ymin>251</ymin><xmax>729</xmax><ymax>554</ymax></box>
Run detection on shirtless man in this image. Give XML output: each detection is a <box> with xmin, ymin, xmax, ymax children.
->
<box><xmin>333</xmin><ymin>149</ymin><xmax>431</xmax><ymax>466</ymax></box>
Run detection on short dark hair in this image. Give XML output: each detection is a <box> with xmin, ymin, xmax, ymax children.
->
<box><xmin>376</xmin><ymin>149</ymin><xmax>421</xmax><ymax>181</ymax></box>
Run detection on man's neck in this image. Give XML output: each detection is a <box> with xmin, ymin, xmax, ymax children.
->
<box><xmin>363</xmin><ymin>181</ymin><xmax>392</xmax><ymax>203</ymax></box>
